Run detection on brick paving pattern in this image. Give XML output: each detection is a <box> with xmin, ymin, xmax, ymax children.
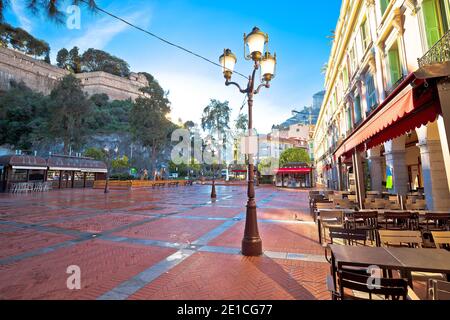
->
<box><xmin>0</xmin><ymin>185</ymin><xmax>332</xmax><ymax>300</ymax></box>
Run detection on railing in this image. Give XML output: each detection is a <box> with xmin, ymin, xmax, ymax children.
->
<box><xmin>418</xmin><ymin>30</ymin><xmax>450</xmax><ymax>68</ymax></box>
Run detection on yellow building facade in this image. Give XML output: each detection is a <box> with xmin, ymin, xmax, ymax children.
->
<box><xmin>314</xmin><ymin>0</ymin><xmax>450</xmax><ymax>210</ymax></box>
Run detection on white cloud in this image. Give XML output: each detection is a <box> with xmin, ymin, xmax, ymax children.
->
<box><xmin>11</xmin><ymin>0</ymin><xmax>33</xmax><ymax>32</ymax></box>
<box><xmin>65</xmin><ymin>11</ymin><xmax>151</xmax><ymax>52</ymax></box>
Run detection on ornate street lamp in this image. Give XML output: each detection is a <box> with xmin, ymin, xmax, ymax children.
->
<box><xmin>219</xmin><ymin>26</ymin><xmax>277</xmax><ymax>256</ymax></box>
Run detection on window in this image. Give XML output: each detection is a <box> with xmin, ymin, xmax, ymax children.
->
<box><xmin>349</xmin><ymin>47</ymin><xmax>356</xmax><ymax>75</ymax></box>
<box><xmin>365</xmin><ymin>74</ymin><xmax>378</xmax><ymax>111</ymax></box>
<box><xmin>361</xmin><ymin>19</ymin><xmax>371</xmax><ymax>51</ymax></box>
<box><xmin>354</xmin><ymin>95</ymin><xmax>362</xmax><ymax>124</ymax></box>
<box><xmin>11</xmin><ymin>169</ymin><xmax>27</xmax><ymax>182</ymax></box>
<box><xmin>387</xmin><ymin>46</ymin><xmax>402</xmax><ymax>87</ymax></box>
<box><xmin>347</xmin><ymin>107</ymin><xmax>353</xmax><ymax>132</ymax></box>
<box><xmin>422</xmin><ymin>0</ymin><xmax>450</xmax><ymax>48</ymax></box>
<box><xmin>343</xmin><ymin>66</ymin><xmax>349</xmax><ymax>89</ymax></box>
<box><xmin>380</xmin><ymin>0</ymin><xmax>390</xmax><ymax>15</ymax></box>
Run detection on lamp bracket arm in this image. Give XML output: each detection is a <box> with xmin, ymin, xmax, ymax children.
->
<box><xmin>254</xmin><ymin>82</ymin><xmax>270</xmax><ymax>95</ymax></box>
<box><xmin>225</xmin><ymin>80</ymin><xmax>248</xmax><ymax>94</ymax></box>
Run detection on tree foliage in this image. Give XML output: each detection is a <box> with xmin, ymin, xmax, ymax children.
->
<box><xmin>81</xmin><ymin>48</ymin><xmax>130</xmax><ymax>77</ymax></box>
<box><xmin>111</xmin><ymin>155</ymin><xmax>129</xmax><ymax>171</ymax></box>
<box><xmin>201</xmin><ymin>99</ymin><xmax>231</xmax><ymax>135</ymax></box>
<box><xmin>279</xmin><ymin>148</ymin><xmax>311</xmax><ymax>167</ymax></box>
<box><xmin>0</xmin><ymin>0</ymin><xmax>97</xmax><ymax>23</ymax></box>
<box><xmin>130</xmin><ymin>73</ymin><xmax>174</xmax><ymax>177</ymax></box>
<box><xmin>84</xmin><ymin>147</ymin><xmax>107</xmax><ymax>161</ymax></box>
<box><xmin>235</xmin><ymin>113</ymin><xmax>248</xmax><ymax>132</ymax></box>
<box><xmin>45</xmin><ymin>75</ymin><xmax>93</xmax><ymax>153</ymax></box>
<box><xmin>0</xmin><ymin>22</ymin><xmax>50</xmax><ymax>60</ymax></box>
<box><xmin>0</xmin><ymin>81</ymin><xmax>48</xmax><ymax>150</ymax></box>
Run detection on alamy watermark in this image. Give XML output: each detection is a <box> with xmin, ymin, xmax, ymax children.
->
<box><xmin>66</xmin><ymin>265</ymin><xmax>81</xmax><ymax>290</ymax></box>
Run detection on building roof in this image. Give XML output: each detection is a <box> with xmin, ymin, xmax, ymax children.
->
<box><xmin>0</xmin><ymin>154</ymin><xmax>107</xmax><ymax>172</ymax></box>
<box><xmin>47</xmin><ymin>155</ymin><xmax>107</xmax><ymax>172</ymax></box>
<box><xmin>0</xmin><ymin>155</ymin><xmax>47</xmax><ymax>169</ymax></box>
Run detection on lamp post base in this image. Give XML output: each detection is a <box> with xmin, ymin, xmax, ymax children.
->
<box><xmin>242</xmin><ymin>238</ymin><xmax>263</xmax><ymax>256</ymax></box>
<box><xmin>211</xmin><ymin>180</ymin><xmax>217</xmax><ymax>199</ymax></box>
<box><xmin>241</xmin><ymin>201</ymin><xmax>263</xmax><ymax>256</ymax></box>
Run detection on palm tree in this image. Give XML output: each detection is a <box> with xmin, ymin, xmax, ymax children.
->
<box><xmin>0</xmin><ymin>0</ymin><xmax>97</xmax><ymax>22</ymax></box>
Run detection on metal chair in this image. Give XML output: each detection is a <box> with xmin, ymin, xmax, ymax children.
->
<box><xmin>431</xmin><ymin>231</ymin><xmax>450</xmax><ymax>249</ymax></box>
<box><xmin>328</xmin><ymin>270</ymin><xmax>409</xmax><ymax>300</ymax></box>
<box><xmin>378</xmin><ymin>230</ymin><xmax>423</xmax><ymax>248</ymax></box>
<box><xmin>350</xmin><ymin>211</ymin><xmax>379</xmax><ymax>246</ymax></box>
<box><xmin>428</xmin><ymin>280</ymin><xmax>450</xmax><ymax>300</ymax></box>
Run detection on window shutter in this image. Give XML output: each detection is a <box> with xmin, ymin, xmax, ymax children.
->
<box><xmin>422</xmin><ymin>0</ymin><xmax>442</xmax><ymax>48</ymax></box>
<box><xmin>388</xmin><ymin>49</ymin><xmax>401</xmax><ymax>85</ymax></box>
<box><xmin>380</xmin><ymin>0</ymin><xmax>390</xmax><ymax>15</ymax></box>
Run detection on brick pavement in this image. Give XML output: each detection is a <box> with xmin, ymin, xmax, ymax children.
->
<box><xmin>0</xmin><ymin>185</ymin><xmax>330</xmax><ymax>300</ymax></box>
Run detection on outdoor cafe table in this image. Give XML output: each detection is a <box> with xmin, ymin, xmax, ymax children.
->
<box><xmin>328</xmin><ymin>244</ymin><xmax>450</xmax><ymax>291</ymax></box>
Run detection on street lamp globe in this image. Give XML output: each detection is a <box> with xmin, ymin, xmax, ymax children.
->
<box><xmin>220</xmin><ymin>49</ymin><xmax>237</xmax><ymax>80</ymax></box>
<box><xmin>244</xmin><ymin>27</ymin><xmax>268</xmax><ymax>61</ymax></box>
<box><xmin>260</xmin><ymin>52</ymin><xmax>277</xmax><ymax>82</ymax></box>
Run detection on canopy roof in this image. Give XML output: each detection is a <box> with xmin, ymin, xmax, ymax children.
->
<box><xmin>0</xmin><ymin>155</ymin><xmax>47</xmax><ymax>170</ymax></box>
<box><xmin>335</xmin><ymin>73</ymin><xmax>441</xmax><ymax>159</ymax></box>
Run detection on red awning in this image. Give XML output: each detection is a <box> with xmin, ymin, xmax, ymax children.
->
<box><xmin>335</xmin><ymin>74</ymin><xmax>441</xmax><ymax>159</ymax></box>
<box><xmin>275</xmin><ymin>168</ymin><xmax>312</xmax><ymax>174</ymax></box>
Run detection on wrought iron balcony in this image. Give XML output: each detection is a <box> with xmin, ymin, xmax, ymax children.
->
<box><xmin>418</xmin><ymin>30</ymin><xmax>450</xmax><ymax>68</ymax></box>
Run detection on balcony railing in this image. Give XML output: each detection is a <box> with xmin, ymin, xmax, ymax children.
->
<box><xmin>418</xmin><ymin>30</ymin><xmax>450</xmax><ymax>68</ymax></box>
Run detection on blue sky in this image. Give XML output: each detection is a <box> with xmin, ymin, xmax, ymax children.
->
<box><xmin>4</xmin><ymin>0</ymin><xmax>341</xmax><ymax>133</ymax></box>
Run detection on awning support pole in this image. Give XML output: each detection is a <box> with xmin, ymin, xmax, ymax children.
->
<box><xmin>352</xmin><ymin>150</ymin><xmax>366</xmax><ymax>209</ymax></box>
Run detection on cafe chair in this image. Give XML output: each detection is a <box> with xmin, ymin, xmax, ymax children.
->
<box><xmin>327</xmin><ymin>270</ymin><xmax>410</xmax><ymax>300</ymax></box>
<box><xmin>319</xmin><ymin>211</ymin><xmax>344</xmax><ymax>244</ymax></box>
<box><xmin>350</xmin><ymin>211</ymin><xmax>379</xmax><ymax>246</ymax></box>
<box><xmin>381</xmin><ymin>211</ymin><xmax>416</xmax><ymax>230</ymax></box>
<box><xmin>378</xmin><ymin>230</ymin><xmax>423</xmax><ymax>248</ymax></box>
<box><xmin>431</xmin><ymin>231</ymin><xmax>450</xmax><ymax>249</ymax></box>
<box><xmin>422</xmin><ymin>213</ymin><xmax>450</xmax><ymax>232</ymax></box>
<box><xmin>427</xmin><ymin>280</ymin><xmax>450</xmax><ymax>300</ymax></box>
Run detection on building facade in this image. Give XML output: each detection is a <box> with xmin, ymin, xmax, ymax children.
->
<box><xmin>314</xmin><ymin>0</ymin><xmax>450</xmax><ymax>210</ymax></box>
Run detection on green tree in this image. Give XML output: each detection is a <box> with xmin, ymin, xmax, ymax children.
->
<box><xmin>45</xmin><ymin>75</ymin><xmax>92</xmax><ymax>154</ymax></box>
<box><xmin>56</xmin><ymin>48</ymin><xmax>69</xmax><ymax>69</ymax></box>
<box><xmin>279</xmin><ymin>148</ymin><xmax>311</xmax><ymax>167</ymax></box>
<box><xmin>258</xmin><ymin>157</ymin><xmax>279</xmax><ymax>176</ymax></box>
<box><xmin>81</xmin><ymin>48</ymin><xmax>130</xmax><ymax>77</ymax></box>
<box><xmin>235</xmin><ymin>113</ymin><xmax>248</xmax><ymax>132</ymax></box>
<box><xmin>68</xmin><ymin>46</ymin><xmax>81</xmax><ymax>73</ymax></box>
<box><xmin>0</xmin><ymin>1</ymin><xmax>97</xmax><ymax>22</ymax></box>
<box><xmin>201</xmin><ymin>99</ymin><xmax>231</xmax><ymax>170</ymax></box>
<box><xmin>0</xmin><ymin>23</ymin><xmax>50</xmax><ymax>60</ymax></box>
<box><xmin>84</xmin><ymin>147</ymin><xmax>107</xmax><ymax>161</ymax></box>
<box><xmin>0</xmin><ymin>81</ymin><xmax>48</xmax><ymax>150</ymax></box>
<box><xmin>111</xmin><ymin>155</ymin><xmax>129</xmax><ymax>171</ymax></box>
<box><xmin>130</xmin><ymin>74</ymin><xmax>174</xmax><ymax>179</ymax></box>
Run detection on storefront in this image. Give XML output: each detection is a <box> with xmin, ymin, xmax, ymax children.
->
<box><xmin>275</xmin><ymin>163</ymin><xmax>313</xmax><ymax>188</ymax></box>
<box><xmin>47</xmin><ymin>155</ymin><xmax>107</xmax><ymax>189</ymax></box>
<box><xmin>0</xmin><ymin>154</ymin><xmax>107</xmax><ymax>192</ymax></box>
<box><xmin>0</xmin><ymin>155</ymin><xmax>48</xmax><ymax>192</ymax></box>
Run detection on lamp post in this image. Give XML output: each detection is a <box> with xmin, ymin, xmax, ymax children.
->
<box><xmin>211</xmin><ymin>149</ymin><xmax>217</xmax><ymax>199</ymax></box>
<box><xmin>219</xmin><ymin>26</ymin><xmax>277</xmax><ymax>256</ymax></box>
<box><xmin>104</xmin><ymin>146</ymin><xmax>110</xmax><ymax>194</ymax></box>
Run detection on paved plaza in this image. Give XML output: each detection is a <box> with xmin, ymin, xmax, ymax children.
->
<box><xmin>0</xmin><ymin>185</ymin><xmax>331</xmax><ymax>300</ymax></box>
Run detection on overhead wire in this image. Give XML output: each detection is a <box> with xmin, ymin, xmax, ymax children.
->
<box><xmin>78</xmin><ymin>0</ymin><xmax>248</xmax><ymax>79</ymax></box>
